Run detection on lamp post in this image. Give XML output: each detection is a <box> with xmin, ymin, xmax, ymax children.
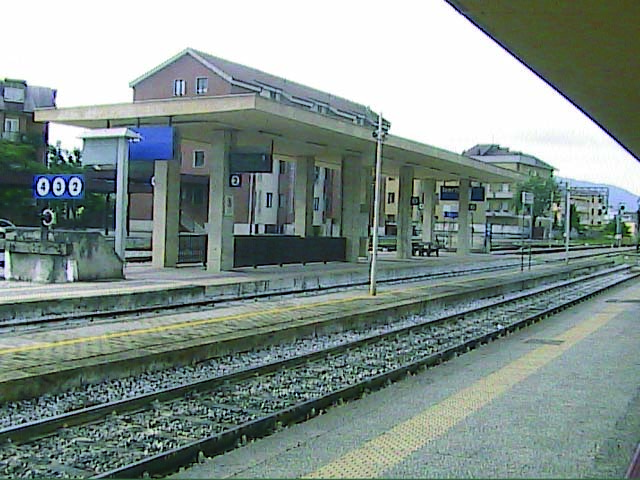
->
<box><xmin>564</xmin><ymin>182</ymin><xmax>571</xmax><ymax>264</ymax></box>
<box><xmin>636</xmin><ymin>198</ymin><xmax>640</xmax><ymax>253</ymax></box>
<box><xmin>369</xmin><ymin>112</ymin><xmax>388</xmax><ymax>296</ymax></box>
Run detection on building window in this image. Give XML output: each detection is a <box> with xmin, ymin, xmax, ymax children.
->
<box><xmin>196</xmin><ymin>77</ymin><xmax>208</xmax><ymax>95</ymax></box>
<box><xmin>4</xmin><ymin>118</ymin><xmax>19</xmax><ymax>132</ymax></box>
<box><xmin>266</xmin><ymin>192</ymin><xmax>273</xmax><ymax>208</ymax></box>
<box><xmin>174</xmin><ymin>79</ymin><xmax>186</xmax><ymax>96</ymax></box>
<box><xmin>313</xmin><ymin>197</ymin><xmax>320</xmax><ymax>211</ymax></box>
<box><xmin>314</xmin><ymin>166</ymin><xmax>320</xmax><ymax>182</ymax></box>
<box><xmin>3</xmin><ymin>86</ymin><xmax>25</xmax><ymax>103</ymax></box>
<box><xmin>193</xmin><ymin>150</ymin><xmax>205</xmax><ymax>168</ymax></box>
<box><xmin>279</xmin><ymin>160</ymin><xmax>286</xmax><ymax>174</ymax></box>
<box><xmin>387</xmin><ymin>192</ymin><xmax>395</xmax><ymax>204</ymax></box>
<box><xmin>192</xmin><ymin>186</ymin><xmax>204</xmax><ymax>205</ymax></box>
<box><xmin>501</xmin><ymin>183</ymin><xmax>510</xmax><ymax>192</ymax></box>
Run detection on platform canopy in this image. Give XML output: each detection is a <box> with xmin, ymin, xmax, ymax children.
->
<box><xmin>446</xmin><ymin>0</ymin><xmax>640</xmax><ymax>162</ymax></box>
<box><xmin>36</xmin><ymin>94</ymin><xmax>522</xmax><ymax>184</ymax></box>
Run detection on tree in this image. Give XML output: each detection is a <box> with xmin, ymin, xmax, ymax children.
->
<box><xmin>0</xmin><ymin>140</ymin><xmax>43</xmax><ymax>223</ymax></box>
<box><xmin>569</xmin><ymin>204</ymin><xmax>583</xmax><ymax>234</ymax></box>
<box><xmin>604</xmin><ymin>217</ymin><xmax>631</xmax><ymax>237</ymax></box>
<box><xmin>515</xmin><ymin>175</ymin><xmax>560</xmax><ymax>228</ymax></box>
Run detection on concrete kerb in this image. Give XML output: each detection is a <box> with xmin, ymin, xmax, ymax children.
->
<box><xmin>0</xmin><ymin>258</ymin><xmax>620</xmax><ymax>402</ymax></box>
<box><xmin>0</xmin><ymin>256</ymin><xmax>617</xmax><ymax>325</ymax></box>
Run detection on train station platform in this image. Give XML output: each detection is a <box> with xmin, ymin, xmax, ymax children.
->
<box><xmin>0</xmin><ymin>249</ymin><xmax>633</xmax><ymax>402</ymax></box>
<box><xmin>0</xmin><ymin>247</ymin><xmax>634</xmax><ymax>323</ymax></box>
<box><xmin>173</xmin><ymin>276</ymin><xmax>640</xmax><ymax>479</ymax></box>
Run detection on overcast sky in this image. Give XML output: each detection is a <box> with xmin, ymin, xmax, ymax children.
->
<box><xmin>5</xmin><ymin>0</ymin><xmax>639</xmax><ymax>197</ymax></box>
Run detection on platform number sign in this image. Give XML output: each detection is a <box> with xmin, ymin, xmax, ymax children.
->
<box><xmin>33</xmin><ymin>174</ymin><xmax>85</xmax><ymax>200</ymax></box>
<box><xmin>229</xmin><ymin>174</ymin><xmax>242</xmax><ymax>188</ymax></box>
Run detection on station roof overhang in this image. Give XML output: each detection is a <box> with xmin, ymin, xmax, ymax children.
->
<box><xmin>445</xmin><ymin>0</ymin><xmax>640</xmax><ymax>162</ymax></box>
<box><xmin>35</xmin><ymin>94</ymin><xmax>522</xmax><ymax>184</ymax></box>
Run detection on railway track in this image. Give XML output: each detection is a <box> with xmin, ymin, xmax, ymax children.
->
<box><xmin>0</xmin><ymin>265</ymin><xmax>636</xmax><ymax>478</ymax></box>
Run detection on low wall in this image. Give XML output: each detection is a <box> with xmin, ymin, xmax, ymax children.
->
<box><xmin>234</xmin><ymin>235</ymin><xmax>346</xmax><ymax>267</ymax></box>
<box><xmin>5</xmin><ymin>229</ymin><xmax>123</xmax><ymax>282</ymax></box>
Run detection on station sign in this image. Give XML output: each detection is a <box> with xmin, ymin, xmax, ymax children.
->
<box><xmin>440</xmin><ymin>186</ymin><xmax>458</xmax><ymax>201</ymax></box>
<box><xmin>230</xmin><ymin>152</ymin><xmax>273</xmax><ymax>173</ymax></box>
<box><xmin>33</xmin><ymin>174</ymin><xmax>85</xmax><ymax>200</ymax></box>
<box><xmin>522</xmin><ymin>191</ymin><xmax>534</xmax><ymax>205</ymax></box>
<box><xmin>471</xmin><ymin>186</ymin><xmax>485</xmax><ymax>201</ymax></box>
<box><xmin>129</xmin><ymin>126</ymin><xmax>177</xmax><ymax>161</ymax></box>
<box><xmin>440</xmin><ymin>186</ymin><xmax>485</xmax><ymax>202</ymax></box>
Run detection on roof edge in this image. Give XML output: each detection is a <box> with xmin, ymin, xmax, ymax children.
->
<box><xmin>129</xmin><ymin>48</ymin><xmax>201</xmax><ymax>88</ymax></box>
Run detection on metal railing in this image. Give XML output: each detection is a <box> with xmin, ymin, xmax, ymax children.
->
<box><xmin>178</xmin><ymin>233</ymin><xmax>207</xmax><ymax>264</ymax></box>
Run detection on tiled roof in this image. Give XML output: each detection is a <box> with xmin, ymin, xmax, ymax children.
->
<box><xmin>130</xmin><ymin>48</ymin><xmax>382</xmax><ymax>127</ymax></box>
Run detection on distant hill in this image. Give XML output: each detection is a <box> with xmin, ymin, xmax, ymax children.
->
<box><xmin>556</xmin><ymin>177</ymin><xmax>639</xmax><ymax>211</ymax></box>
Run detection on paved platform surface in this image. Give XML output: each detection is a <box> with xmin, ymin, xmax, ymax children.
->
<box><xmin>0</xmin><ymin>248</ymin><xmax>630</xmax><ymax>310</ymax></box>
<box><xmin>0</xmin><ymin>249</ymin><xmax>632</xmax><ymax>401</ymax></box>
<box><xmin>172</xmin><ymin>276</ymin><xmax>640</xmax><ymax>479</ymax></box>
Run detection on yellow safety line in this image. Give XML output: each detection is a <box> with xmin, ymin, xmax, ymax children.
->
<box><xmin>0</xmin><ymin>268</ymin><xmax>518</xmax><ymax>357</ymax></box>
<box><xmin>304</xmin><ymin>302</ymin><xmax>627</xmax><ymax>478</ymax></box>
<box><xmin>0</xmin><ymin>293</ymin><xmax>378</xmax><ymax>356</ymax></box>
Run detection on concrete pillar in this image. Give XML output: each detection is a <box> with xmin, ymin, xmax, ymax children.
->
<box><xmin>152</xmin><ymin>158</ymin><xmax>180</xmax><ymax>267</ymax></box>
<box><xmin>341</xmin><ymin>155</ymin><xmax>363</xmax><ymax>262</ymax></box>
<box><xmin>206</xmin><ymin>131</ymin><xmax>234</xmax><ymax>272</ymax></box>
<box><xmin>359</xmin><ymin>164</ymin><xmax>373</xmax><ymax>257</ymax></box>
<box><xmin>397</xmin><ymin>165</ymin><xmax>414</xmax><ymax>259</ymax></box>
<box><xmin>458</xmin><ymin>178</ymin><xmax>471</xmax><ymax>255</ymax></box>
<box><xmin>420</xmin><ymin>178</ymin><xmax>436</xmax><ymax>243</ymax></box>
<box><xmin>294</xmin><ymin>156</ymin><xmax>315</xmax><ymax>237</ymax></box>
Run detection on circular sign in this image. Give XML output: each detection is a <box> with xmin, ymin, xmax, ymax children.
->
<box><xmin>41</xmin><ymin>208</ymin><xmax>55</xmax><ymax>227</ymax></box>
<box><xmin>229</xmin><ymin>174</ymin><xmax>242</xmax><ymax>188</ymax></box>
<box><xmin>68</xmin><ymin>176</ymin><xmax>84</xmax><ymax>198</ymax></box>
<box><xmin>52</xmin><ymin>177</ymin><xmax>66</xmax><ymax>197</ymax></box>
<box><xmin>150</xmin><ymin>176</ymin><xmax>155</xmax><ymax>187</ymax></box>
<box><xmin>36</xmin><ymin>176</ymin><xmax>51</xmax><ymax>197</ymax></box>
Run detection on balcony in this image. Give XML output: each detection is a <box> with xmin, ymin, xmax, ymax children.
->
<box><xmin>487</xmin><ymin>191</ymin><xmax>514</xmax><ymax>199</ymax></box>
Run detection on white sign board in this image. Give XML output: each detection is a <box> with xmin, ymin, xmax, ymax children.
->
<box><xmin>521</xmin><ymin>192</ymin><xmax>534</xmax><ymax>205</ymax></box>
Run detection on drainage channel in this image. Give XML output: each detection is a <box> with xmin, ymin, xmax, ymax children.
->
<box><xmin>0</xmin><ymin>267</ymin><xmax>636</xmax><ymax>479</ymax></box>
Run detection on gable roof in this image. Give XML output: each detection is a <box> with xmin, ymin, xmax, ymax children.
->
<box><xmin>0</xmin><ymin>80</ymin><xmax>56</xmax><ymax>112</ymax></box>
<box><xmin>464</xmin><ymin>144</ymin><xmax>555</xmax><ymax>171</ymax></box>
<box><xmin>129</xmin><ymin>47</ymin><xmax>380</xmax><ymax>126</ymax></box>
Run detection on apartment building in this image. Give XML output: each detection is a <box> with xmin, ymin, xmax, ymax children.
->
<box><xmin>464</xmin><ymin>144</ymin><xmax>555</xmax><ymax>236</ymax></box>
<box><xmin>127</xmin><ymin>48</ymin><xmax>375</xmax><ymax>234</ymax></box>
<box><xmin>0</xmin><ymin>78</ymin><xmax>56</xmax><ymax>163</ymax></box>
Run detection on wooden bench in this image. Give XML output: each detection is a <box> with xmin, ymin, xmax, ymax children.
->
<box><xmin>412</xmin><ymin>241</ymin><xmax>442</xmax><ymax>257</ymax></box>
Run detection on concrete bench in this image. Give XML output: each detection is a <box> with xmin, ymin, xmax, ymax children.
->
<box><xmin>412</xmin><ymin>241</ymin><xmax>442</xmax><ymax>257</ymax></box>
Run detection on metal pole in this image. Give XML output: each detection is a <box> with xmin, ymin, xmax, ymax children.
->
<box><xmin>521</xmin><ymin>207</ymin><xmax>525</xmax><ymax>271</ymax></box>
<box><xmin>565</xmin><ymin>182</ymin><xmax>571</xmax><ymax>264</ymax></box>
<box><xmin>549</xmin><ymin>189</ymin><xmax>554</xmax><ymax>248</ymax></box>
<box><xmin>616</xmin><ymin>206</ymin><xmax>621</xmax><ymax>248</ymax></box>
<box><xmin>636</xmin><ymin>202</ymin><xmax>640</xmax><ymax>253</ymax></box>
<box><xmin>369</xmin><ymin>113</ymin><xmax>384</xmax><ymax>296</ymax></box>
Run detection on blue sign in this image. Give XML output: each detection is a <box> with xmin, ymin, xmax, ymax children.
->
<box><xmin>471</xmin><ymin>186</ymin><xmax>485</xmax><ymax>201</ymax></box>
<box><xmin>129</xmin><ymin>126</ymin><xmax>176</xmax><ymax>161</ymax></box>
<box><xmin>440</xmin><ymin>185</ymin><xmax>485</xmax><ymax>201</ymax></box>
<box><xmin>440</xmin><ymin>186</ymin><xmax>459</xmax><ymax>201</ymax></box>
<box><xmin>444</xmin><ymin>211</ymin><xmax>459</xmax><ymax>218</ymax></box>
<box><xmin>33</xmin><ymin>174</ymin><xmax>85</xmax><ymax>200</ymax></box>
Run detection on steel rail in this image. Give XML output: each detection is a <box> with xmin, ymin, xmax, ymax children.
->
<box><xmin>95</xmin><ymin>267</ymin><xmax>638</xmax><ymax>479</ymax></box>
<box><xmin>0</xmin><ymin>266</ymin><xmax>636</xmax><ymax>478</ymax></box>
<box><xmin>0</xmin><ymin>264</ymin><xmax>630</xmax><ymax>445</ymax></box>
